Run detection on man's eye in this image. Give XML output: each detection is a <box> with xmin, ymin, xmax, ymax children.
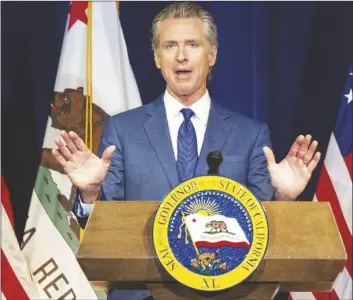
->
<box><xmin>165</xmin><ymin>44</ymin><xmax>175</xmax><ymax>49</ymax></box>
<box><xmin>189</xmin><ymin>43</ymin><xmax>198</xmax><ymax>48</ymax></box>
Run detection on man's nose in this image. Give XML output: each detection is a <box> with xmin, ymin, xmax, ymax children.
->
<box><xmin>176</xmin><ymin>46</ymin><xmax>187</xmax><ymax>63</ymax></box>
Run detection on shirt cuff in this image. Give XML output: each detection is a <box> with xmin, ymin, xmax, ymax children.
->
<box><xmin>76</xmin><ymin>193</ymin><xmax>94</xmax><ymax>217</ymax></box>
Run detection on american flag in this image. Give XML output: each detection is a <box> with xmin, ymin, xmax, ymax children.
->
<box><xmin>290</xmin><ymin>64</ymin><xmax>352</xmax><ymax>300</ymax></box>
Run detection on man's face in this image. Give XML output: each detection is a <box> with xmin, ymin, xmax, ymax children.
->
<box><xmin>154</xmin><ymin>18</ymin><xmax>217</xmax><ymax>99</ymax></box>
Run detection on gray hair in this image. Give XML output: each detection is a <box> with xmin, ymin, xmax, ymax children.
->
<box><xmin>151</xmin><ymin>2</ymin><xmax>218</xmax><ymax>81</ymax></box>
<box><xmin>151</xmin><ymin>2</ymin><xmax>218</xmax><ymax>52</ymax></box>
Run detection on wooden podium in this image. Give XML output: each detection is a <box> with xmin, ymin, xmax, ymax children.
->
<box><xmin>76</xmin><ymin>201</ymin><xmax>346</xmax><ymax>300</ymax></box>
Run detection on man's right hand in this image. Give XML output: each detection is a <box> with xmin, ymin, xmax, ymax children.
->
<box><xmin>52</xmin><ymin>131</ymin><xmax>116</xmax><ymax>204</ymax></box>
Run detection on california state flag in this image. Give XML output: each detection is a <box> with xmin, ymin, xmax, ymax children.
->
<box><xmin>185</xmin><ymin>214</ymin><xmax>250</xmax><ymax>248</ymax></box>
<box><xmin>22</xmin><ymin>2</ymin><xmax>141</xmax><ymax>299</ymax></box>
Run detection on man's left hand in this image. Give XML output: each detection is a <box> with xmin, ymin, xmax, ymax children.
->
<box><xmin>263</xmin><ymin>134</ymin><xmax>321</xmax><ymax>201</ymax></box>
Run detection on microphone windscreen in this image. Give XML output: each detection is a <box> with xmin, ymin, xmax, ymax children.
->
<box><xmin>207</xmin><ymin>151</ymin><xmax>223</xmax><ymax>175</ymax></box>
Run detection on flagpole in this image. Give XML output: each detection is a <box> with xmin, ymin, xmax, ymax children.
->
<box><xmin>88</xmin><ymin>1</ymin><xmax>93</xmax><ymax>151</ymax></box>
<box><xmin>116</xmin><ymin>0</ymin><xmax>119</xmax><ymax>14</ymax></box>
<box><xmin>181</xmin><ymin>212</ymin><xmax>199</xmax><ymax>255</ymax></box>
<box><xmin>81</xmin><ymin>1</ymin><xmax>93</xmax><ymax>241</ymax></box>
<box><xmin>85</xmin><ymin>2</ymin><xmax>92</xmax><ymax>149</ymax></box>
<box><xmin>85</xmin><ymin>3</ymin><xmax>89</xmax><ymax>147</ymax></box>
<box><xmin>181</xmin><ymin>212</ymin><xmax>207</xmax><ymax>270</ymax></box>
<box><xmin>85</xmin><ymin>1</ymin><xmax>93</xmax><ymax>151</ymax></box>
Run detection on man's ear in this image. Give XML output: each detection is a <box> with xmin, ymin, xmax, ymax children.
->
<box><xmin>154</xmin><ymin>51</ymin><xmax>161</xmax><ymax>69</ymax></box>
<box><xmin>208</xmin><ymin>44</ymin><xmax>218</xmax><ymax>67</ymax></box>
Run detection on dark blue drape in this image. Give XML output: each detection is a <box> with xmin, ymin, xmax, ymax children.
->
<box><xmin>1</xmin><ymin>1</ymin><xmax>69</xmax><ymax>240</ymax></box>
<box><xmin>2</xmin><ymin>1</ymin><xmax>353</xmax><ymax>247</ymax></box>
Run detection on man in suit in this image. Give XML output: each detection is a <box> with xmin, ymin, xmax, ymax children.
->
<box><xmin>53</xmin><ymin>2</ymin><xmax>321</xmax><ymax>299</ymax></box>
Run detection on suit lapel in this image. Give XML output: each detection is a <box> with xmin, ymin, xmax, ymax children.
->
<box><xmin>143</xmin><ymin>97</ymin><xmax>179</xmax><ymax>189</ymax></box>
<box><xmin>195</xmin><ymin>104</ymin><xmax>233</xmax><ymax>176</ymax></box>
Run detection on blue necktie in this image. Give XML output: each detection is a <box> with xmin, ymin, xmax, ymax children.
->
<box><xmin>176</xmin><ymin>108</ymin><xmax>198</xmax><ymax>183</ymax></box>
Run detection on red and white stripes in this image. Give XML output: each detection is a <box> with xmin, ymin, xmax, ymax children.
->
<box><xmin>291</xmin><ymin>133</ymin><xmax>352</xmax><ymax>300</ymax></box>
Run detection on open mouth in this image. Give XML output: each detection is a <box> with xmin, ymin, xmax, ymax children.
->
<box><xmin>175</xmin><ymin>70</ymin><xmax>192</xmax><ymax>78</ymax></box>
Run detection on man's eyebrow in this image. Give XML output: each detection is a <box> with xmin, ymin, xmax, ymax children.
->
<box><xmin>161</xmin><ymin>40</ymin><xmax>178</xmax><ymax>45</ymax></box>
<box><xmin>185</xmin><ymin>39</ymin><xmax>201</xmax><ymax>43</ymax></box>
<box><xmin>161</xmin><ymin>39</ymin><xmax>203</xmax><ymax>45</ymax></box>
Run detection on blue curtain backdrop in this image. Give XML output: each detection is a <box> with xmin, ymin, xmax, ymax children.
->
<box><xmin>2</xmin><ymin>1</ymin><xmax>353</xmax><ymax>246</ymax></box>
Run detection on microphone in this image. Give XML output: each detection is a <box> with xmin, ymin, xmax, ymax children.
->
<box><xmin>207</xmin><ymin>151</ymin><xmax>223</xmax><ymax>175</ymax></box>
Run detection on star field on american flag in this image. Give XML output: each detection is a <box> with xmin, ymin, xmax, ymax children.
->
<box><xmin>334</xmin><ymin>65</ymin><xmax>352</xmax><ymax>161</ymax></box>
<box><xmin>345</xmin><ymin>88</ymin><xmax>352</xmax><ymax>104</ymax></box>
<box><xmin>345</xmin><ymin>72</ymin><xmax>352</xmax><ymax>104</ymax></box>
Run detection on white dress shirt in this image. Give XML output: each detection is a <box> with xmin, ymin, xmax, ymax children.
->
<box><xmin>164</xmin><ymin>89</ymin><xmax>211</xmax><ymax>160</ymax></box>
<box><xmin>77</xmin><ymin>90</ymin><xmax>211</xmax><ymax>216</ymax></box>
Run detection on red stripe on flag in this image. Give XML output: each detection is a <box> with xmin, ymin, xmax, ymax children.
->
<box><xmin>343</xmin><ymin>153</ymin><xmax>352</xmax><ymax>180</ymax></box>
<box><xmin>195</xmin><ymin>241</ymin><xmax>250</xmax><ymax>248</ymax></box>
<box><xmin>1</xmin><ymin>249</ymin><xmax>30</xmax><ymax>300</ymax></box>
<box><xmin>312</xmin><ymin>290</ymin><xmax>340</xmax><ymax>300</ymax></box>
<box><xmin>316</xmin><ymin>165</ymin><xmax>352</xmax><ymax>278</ymax></box>
<box><xmin>1</xmin><ymin>176</ymin><xmax>14</xmax><ymax>229</ymax></box>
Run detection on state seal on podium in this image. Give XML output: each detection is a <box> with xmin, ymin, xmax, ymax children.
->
<box><xmin>153</xmin><ymin>176</ymin><xmax>269</xmax><ymax>292</ymax></box>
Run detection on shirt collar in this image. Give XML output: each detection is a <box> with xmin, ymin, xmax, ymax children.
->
<box><xmin>164</xmin><ymin>89</ymin><xmax>211</xmax><ymax>125</ymax></box>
